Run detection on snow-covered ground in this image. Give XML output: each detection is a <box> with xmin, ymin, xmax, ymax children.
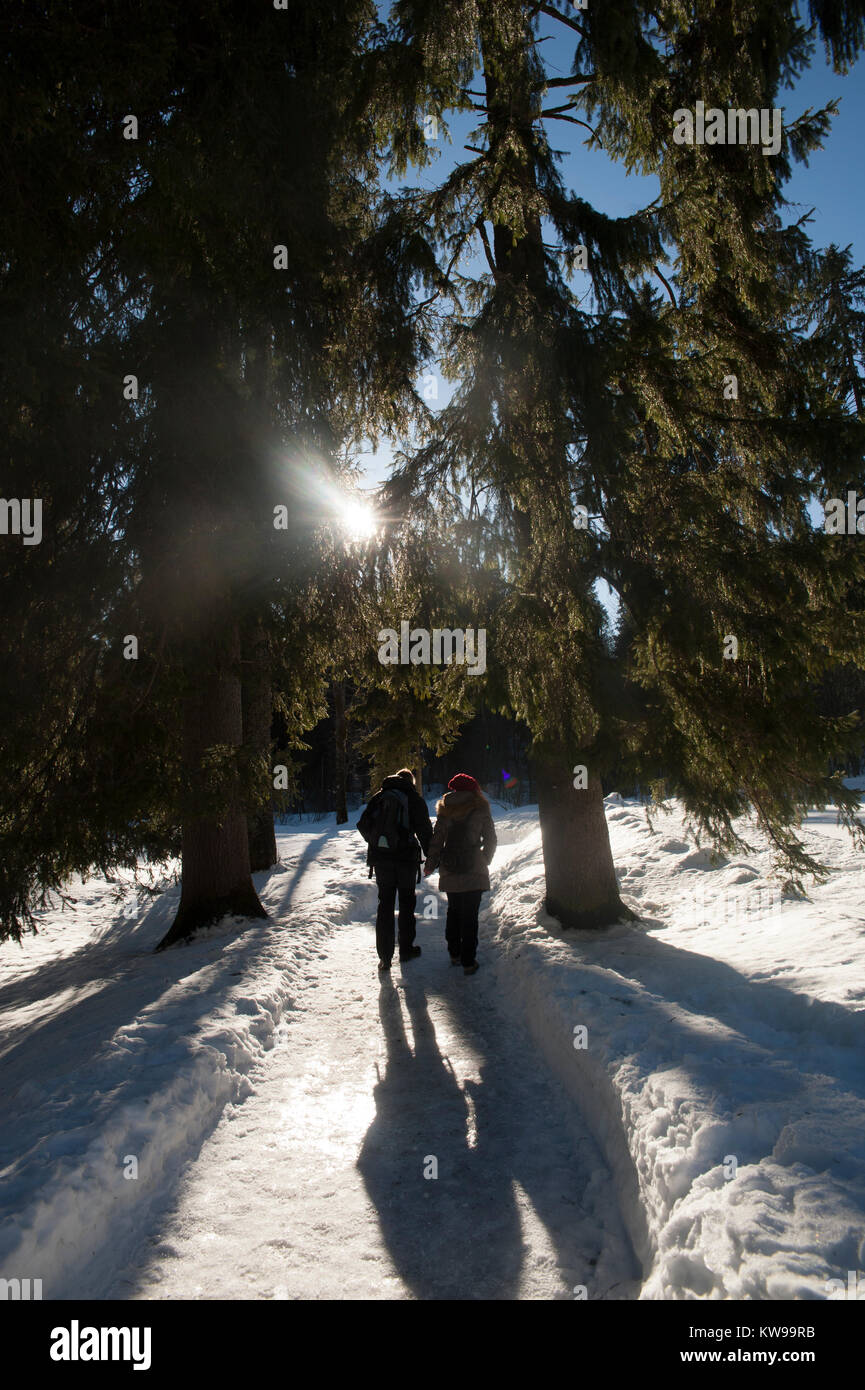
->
<box><xmin>1</xmin><ymin>786</ymin><xmax>863</xmax><ymax>1300</ymax></box>
<box><xmin>491</xmin><ymin>782</ymin><xmax>865</xmax><ymax>1300</ymax></box>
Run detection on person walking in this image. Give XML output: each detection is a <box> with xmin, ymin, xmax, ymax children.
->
<box><xmin>424</xmin><ymin>773</ymin><xmax>497</xmax><ymax>975</ymax></box>
<box><xmin>358</xmin><ymin>767</ymin><xmax>432</xmax><ymax>973</ymax></box>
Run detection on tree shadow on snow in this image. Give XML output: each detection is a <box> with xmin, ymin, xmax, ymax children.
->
<box><xmin>545</xmin><ymin>913</ymin><xmax>865</xmax><ymax>1185</ymax></box>
<box><xmin>0</xmin><ymin>843</ymin><xmax>335</xmax><ymax>1295</ymax></box>
<box><xmin>259</xmin><ymin>832</ymin><xmax>333</xmax><ymax>918</ymax></box>
<box><xmin>579</xmin><ymin>916</ymin><xmax>865</xmax><ymax>1073</ymax></box>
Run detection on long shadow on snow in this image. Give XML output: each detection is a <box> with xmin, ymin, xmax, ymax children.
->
<box><xmin>357</xmin><ymin>967</ymin><xmax>640</xmax><ymax>1299</ymax></box>
<box><xmin>541</xmin><ymin>916</ymin><xmax>865</xmax><ymax>1178</ymax></box>
<box><xmin>261</xmin><ymin>832</ymin><xmax>333</xmax><ymax>918</ymax></box>
<box><xmin>0</xmin><ymin>841</ymin><xmax>337</xmax><ymax>1293</ymax></box>
<box><xmin>357</xmin><ymin>977</ymin><xmax>524</xmax><ymax>1299</ymax></box>
<box><xmin>0</xmin><ymin>839</ymin><xmax>321</xmax><ymax>1030</ymax></box>
<box><xmin>577</xmin><ymin>917</ymin><xmax>865</xmax><ymax>1070</ymax></box>
<box><xmin>0</xmin><ymin>843</ymin><xmax>329</xmax><ymax>1101</ymax></box>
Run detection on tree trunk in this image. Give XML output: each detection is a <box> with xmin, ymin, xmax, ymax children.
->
<box><xmin>415</xmin><ymin>746</ymin><xmax>423</xmax><ymax>797</ymax></box>
<box><xmin>333</xmin><ymin>679</ymin><xmax>349</xmax><ymax>824</ymax></box>
<box><xmin>534</xmin><ymin>755</ymin><xmax>634</xmax><ymax>930</ymax></box>
<box><xmin>243</xmin><ymin>618</ymin><xmax>278</xmax><ymax>870</ymax></box>
<box><xmin>475</xmin><ymin>10</ymin><xmax>629</xmax><ymax>929</ymax></box>
<box><xmin>157</xmin><ymin>622</ymin><xmax>267</xmax><ymax>950</ymax></box>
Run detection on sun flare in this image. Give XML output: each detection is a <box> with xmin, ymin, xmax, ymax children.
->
<box><xmin>337</xmin><ymin>496</ymin><xmax>377</xmax><ymax>541</ymax></box>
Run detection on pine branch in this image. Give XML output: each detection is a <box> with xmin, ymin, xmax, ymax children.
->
<box><xmin>542</xmin><ymin>112</ymin><xmax>597</xmax><ymax>135</ymax></box>
<box><xmin>5</xmin><ymin>644</ymin><xmax>101</xmax><ymax>821</ymax></box>
<box><xmin>474</xmin><ymin>218</ymin><xmax>498</xmax><ymax>277</ymax></box>
<box><xmin>409</xmin><ymin>238</ymin><xmax>467</xmax><ymax>316</ymax></box>
<box><xmin>127</xmin><ymin>624</ymin><xmax>168</xmax><ymax>719</ymax></box>
<box><xmin>538</xmin><ymin>74</ymin><xmax>595</xmax><ymax>89</ymax></box>
<box><xmin>537</xmin><ymin>4</ymin><xmax>586</xmax><ymax>38</ymax></box>
<box><xmin>653</xmin><ymin>265</ymin><xmax>678</xmax><ymax>308</ymax></box>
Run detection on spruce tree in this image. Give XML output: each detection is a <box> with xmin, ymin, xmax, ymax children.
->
<box><xmin>120</xmin><ymin>1</ymin><xmax>432</xmax><ymax>946</ymax></box>
<box><xmin>350</xmin><ymin>517</ymin><xmax>482</xmax><ymax>791</ymax></box>
<box><xmin>0</xmin><ymin>3</ymin><xmax>172</xmax><ymax>940</ymax></box>
<box><xmin>1</xmin><ymin>1</ymin><xmax>433</xmax><ymax>945</ymax></box>
<box><xmin>376</xmin><ymin>0</ymin><xmax>865</xmax><ymax>923</ymax></box>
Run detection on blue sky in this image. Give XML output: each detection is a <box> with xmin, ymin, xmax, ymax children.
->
<box><xmin>541</xmin><ymin>25</ymin><xmax>865</xmax><ymax>254</ymax></box>
<box><xmin>358</xmin><ymin>24</ymin><xmax>864</xmax><ymax>492</ymax></box>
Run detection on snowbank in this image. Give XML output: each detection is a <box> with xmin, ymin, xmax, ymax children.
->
<box><xmin>3</xmin><ymin>791</ymin><xmax>863</xmax><ymax>1301</ymax></box>
<box><xmin>488</xmin><ymin>794</ymin><xmax>865</xmax><ymax>1299</ymax></box>
<box><xmin>0</xmin><ymin>825</ymin><xmax>366</xmax><ymax>1299</ymax></box>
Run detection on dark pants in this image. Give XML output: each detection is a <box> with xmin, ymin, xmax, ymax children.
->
<box><xmin>374</xmin><ymin>859</ymin><xmax>418</xmax><ymax>962</ymax></box>
<box><xmin>445</xmin><ymin>890</ymin><xmax>483</xmax><ymax>966</ymax></box>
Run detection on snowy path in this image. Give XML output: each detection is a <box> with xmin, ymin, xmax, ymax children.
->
<box><xmin>3</xmin><ymin>793</ymin><xmax>863</xmax><ymax>1300</ymax></box>
<box><xmin>113</xmin><ymin>839</ymin><xmax>641</xmax><ymax>1301</ymax></box>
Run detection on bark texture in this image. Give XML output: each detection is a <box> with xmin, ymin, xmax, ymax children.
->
<box><xmin>244</xmin><ymin>619</ymin><xmax>278</xmax><ymax>870</ymax></box>
<box><xmin>157</xmin><ymin>622</ymin><xmax>267</xmax><ymax>950</ymax></box>
<box><xmin>534</xmin><ymin>758</ymin><xmax>634</xmax><ymax>929</ymax></box>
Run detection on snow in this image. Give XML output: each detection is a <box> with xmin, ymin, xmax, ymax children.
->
<box><xmin>0</xmin><ymin>789</ymin><xmax>863</xmax><ymax>1299</ymax></box>
<box><xmin>114</xmin><ymin>916</ymin><xmax>639</xmax><ymax>1300</ymax></box>
<box><xmin>489</xmin><ymin>789</ymin><xmax>865</xmax><ymax>1299</ymax></box>
<box><xmin>0</xmin><ymin>838</ymin><xmax>334</xmax><ymax>1299</ymax></box>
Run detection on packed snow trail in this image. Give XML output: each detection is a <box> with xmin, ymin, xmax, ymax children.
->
<box><xmin>3</xmin><ymin>792</ymin><xmax>863</xmax><ymax>1299</ymax></box>
<box><xmin>113</xmin><ymin>835</ymin><xmax>641</xmax><ymax>1301</ymax></box>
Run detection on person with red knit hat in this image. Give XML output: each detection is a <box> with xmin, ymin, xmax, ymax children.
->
<box><xmin>424</xmin><ymin>773</ymin><xmax>497</xmax><ymax>974</ymax></box>
<box><xmin>447</xmin><ymin>773</ymin><xmax>481</xmax><ymax>795</ymax></box>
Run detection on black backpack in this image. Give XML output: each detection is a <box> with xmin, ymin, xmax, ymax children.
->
<box><xmin>440</xmin><ymin>816</ymin><xmax>477</xmax><ymax>874</ymax></box>
<box><xmin>359</xmin><ymin>787</ymin><xmax>414</xmax><ymax>855</ymax></box>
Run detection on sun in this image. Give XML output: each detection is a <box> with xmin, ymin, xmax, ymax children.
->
<box><xmin>337</xmin><ymin>496</ymin><xmax>377</xmax><ymax>541</ymax></box>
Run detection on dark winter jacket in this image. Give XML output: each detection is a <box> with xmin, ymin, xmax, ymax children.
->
<box><xmin>358</xmin><ymin>776</ymin><xmax>433</xmax><ymax>872</ymax></box>
<box><xmin>425</xmin><ymin>789</ymin><xmax>497</xmax><ymax>893</ymax></box>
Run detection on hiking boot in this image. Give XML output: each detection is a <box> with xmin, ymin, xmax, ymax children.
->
<box><xmin>463</xmin><ymin>961</ymin><xmax>479</xmax><ymax>975</ymax></box>
<box><xmin>449</xmin><ymin>954</ymin><xmax>461</xmax><ymax>965</ymax></box>
<box><xmin>378</xmin><ymin>959</ymin><xmax>392</xmax><ymax>973</ymax></box>
<box><xmin>399</xmin><ymin>945</ymin><xmax>422</xmax><ymax>962</ymax></box>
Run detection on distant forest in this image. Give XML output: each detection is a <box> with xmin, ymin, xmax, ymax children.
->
<box><xmin>287</xmin><ymin>664</ymin><xmax>865</xmax><ymax>816</ymax></box>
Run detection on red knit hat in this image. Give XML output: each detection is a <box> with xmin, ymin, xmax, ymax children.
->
<box><xmin>448</xmin><ymin>773</ymin><xmax>481</xmax><ymax>794</ymax></box>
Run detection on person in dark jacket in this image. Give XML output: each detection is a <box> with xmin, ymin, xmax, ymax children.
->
<box><xmin>424</xmin><ymin>773</ymin><xmax>497</xmax><ymax>975</ymax></box>
<box><xmin>358</xmin><ymin>768</ymin><xmax>433</xmax><ymax>973</ymax></box>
